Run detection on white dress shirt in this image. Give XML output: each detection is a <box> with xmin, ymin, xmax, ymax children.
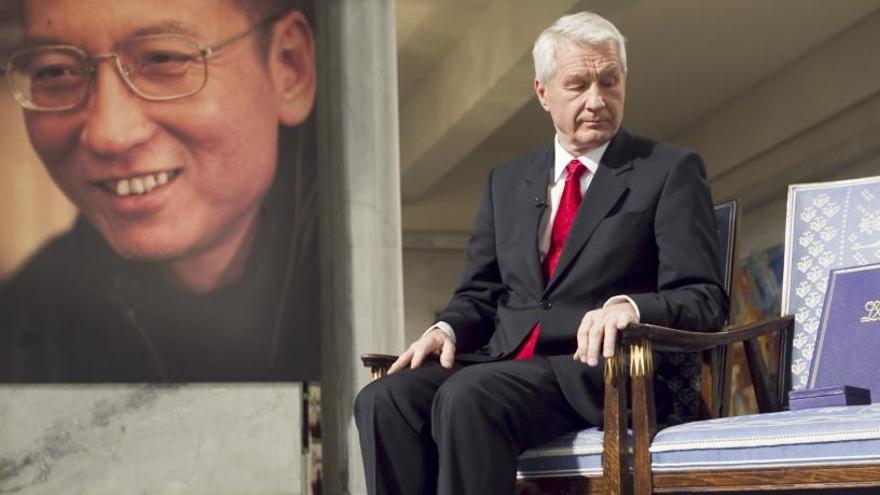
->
<box><xmin>431</xmin><ymin>136</ymin><xmax>640</xmax><ymax>344</ymax></box>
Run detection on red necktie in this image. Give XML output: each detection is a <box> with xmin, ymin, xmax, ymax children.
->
<box><xmin>514</xmin><ymin>159</ymin><xmax>587</xmax><ymax>359</ymax></box>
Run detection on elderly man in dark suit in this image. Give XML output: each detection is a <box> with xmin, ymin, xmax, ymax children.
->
<box><xmin>355</xmin><ymin>11</ymin><xmax>727</xmax><ymax>495</ymax></box>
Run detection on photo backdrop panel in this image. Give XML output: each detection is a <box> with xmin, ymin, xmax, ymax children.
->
<box><xmin>0</xmin><ymin>0</ymin><xmax>321</xmax><ymax>382</ymax></box>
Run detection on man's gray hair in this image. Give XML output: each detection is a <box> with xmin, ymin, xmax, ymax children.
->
<box><xmin>532</xmin><ymin>11</ymin><xmax>627</xmax><ymax>85</ymax></box>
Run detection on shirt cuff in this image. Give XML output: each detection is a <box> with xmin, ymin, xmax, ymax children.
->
<box><xmin>425</xmin><ymin>321</ymin><xmax>456</xmax><ymax>344</ymax></box>
<box><xmin>603</xmin><ymin>295</ymin><xmax>641</xmax><ymax>323</ymax></box>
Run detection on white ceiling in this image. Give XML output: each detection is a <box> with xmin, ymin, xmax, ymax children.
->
<box><xmin>397</xmin><ymin>0</ymin><xmax>491</xmax><ymax>100</ymax></box>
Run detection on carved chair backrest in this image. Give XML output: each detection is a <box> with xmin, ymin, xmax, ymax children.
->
<box><xmin>655</xmin><ymin>201</ymin><xmax>737</xmax><ymax>423</ymax></box>
<box><xmin>782</xmin><ymin>176</ymin><xmax>880</xmax><ymax>391</ymax></box>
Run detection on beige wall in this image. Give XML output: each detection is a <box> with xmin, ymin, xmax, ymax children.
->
<box><xmin>402</xmin><ymin>247</ymin><xmax>465</xmax><ymax>342</ymax></box>
<box><xmin>0</xmin><ymin>87</ymin><xmax>76</xmax><ymax>280</ymax></box>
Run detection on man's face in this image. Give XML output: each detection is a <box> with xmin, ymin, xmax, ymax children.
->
<box><xmin>535</xmin><ymin>41</ymin><xmax>626</xmax><ymax>156</ymax></box>
<box><xmin>21</xmin><ymin>0</ymin><xmax>288</xmax><ymax>264</ymax></box>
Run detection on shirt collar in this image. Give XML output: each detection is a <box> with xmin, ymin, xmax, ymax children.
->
<box><xmin>552</xmin><ymin>135</ymin><xmax>608</xmax><ymax>183</ymax></box>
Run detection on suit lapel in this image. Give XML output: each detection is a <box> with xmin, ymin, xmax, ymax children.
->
<box><xmin>518</xmin><ymin>149</ymin><xmax>553</xmax><ymax>293</ymax></box>
<box><xmin>544</xmin><ymin>130</ymin><xmax>634</xmax><ymax>294</ymax></box>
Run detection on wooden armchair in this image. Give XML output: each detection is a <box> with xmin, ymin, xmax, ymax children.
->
<box><xmin>619</xmin><ymin>176</ymin><xmax>880</xmax><ymax>494</ymax></box>
<box><xmin>361</xmin><ymin>201</ymin><xmax>740</xmax><ymax>494</ymax></box>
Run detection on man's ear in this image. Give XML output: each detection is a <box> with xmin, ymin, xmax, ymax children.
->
<box><xmin>267</xmin><ymin>10</ymin><xmax>316</xmax><ymax>126</ymax></box>
<box><xmin>534</xmin><ymin>78</ymin><xmax>550</xmax><ymax>111</ymax></box>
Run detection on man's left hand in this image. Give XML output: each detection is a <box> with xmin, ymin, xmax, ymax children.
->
<box><xmin>573</xmin><ymin>301</ymin><xmax>638</xmax><ymax>366</ymax></box>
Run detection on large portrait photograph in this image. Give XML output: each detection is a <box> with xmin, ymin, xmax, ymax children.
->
<box><xmin>0</xmin><ymin>0</ymin><xmax>320</xmax><ymax>382</ymax></box>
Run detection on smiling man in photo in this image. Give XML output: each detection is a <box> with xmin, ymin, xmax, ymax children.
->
<box><xmin>0</xmin><ymin>0</ymin><xmax>318</xmax><ymax>382</ymax></box>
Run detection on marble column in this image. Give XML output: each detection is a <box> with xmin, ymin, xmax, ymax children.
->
<box><xmin>315</xmin><ymin>1</ymin><xmax>406</xmax><ymax>494</ymax></box>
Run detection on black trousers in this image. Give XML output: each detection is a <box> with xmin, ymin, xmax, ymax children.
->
<box><xmin>354</xmin><ymin>356</ymin><xmax>591</xmax><ymax>495</ymax></box>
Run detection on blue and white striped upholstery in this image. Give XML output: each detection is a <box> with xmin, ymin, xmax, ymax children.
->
<box><xmin>651</xmin><ymin>403</ymin><xmax>880</xmax><ymax>471</ymax></box>
<box><xmin>517</xmin><ymin>428</ymin><xmax>606</xmax><ymax>479</ymax></box>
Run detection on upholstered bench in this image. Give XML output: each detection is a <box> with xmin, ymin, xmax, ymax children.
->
<box><xmin>650</xmin><ymin>403</ymin><xmax>880</xmax><ymax>472</ymax></box>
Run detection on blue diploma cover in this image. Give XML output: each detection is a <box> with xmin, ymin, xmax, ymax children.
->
<box><xmin>806</xmin><ymin>262</ymin><xmax>880</xmax><ymax>401</ymax></box>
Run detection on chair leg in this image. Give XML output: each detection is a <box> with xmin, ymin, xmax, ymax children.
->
<box><xmin>631</xmin><ymin>343</ymin><xmax>656</xmax><ymax>495</ymax></box>
<box><xmin>602</xmin><ymin>353</ymin><xmax>631</xmax><ymax>494</ymax></box>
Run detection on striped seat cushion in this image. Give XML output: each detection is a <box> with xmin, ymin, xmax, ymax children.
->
<box><xmin>516</xmin><ymin>427</ymin><xmax>605</xmax><ymax>478</ymax></box>
<box><xmin>651</xmin><ymin>403</ymin><xmax>880</xmax><ymax>471</ymax></box>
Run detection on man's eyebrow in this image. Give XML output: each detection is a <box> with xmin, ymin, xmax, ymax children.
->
<box><xmin>20</xmin><ymin>35</ymin><xmax>64</xmax><ymax>48</ymax></box>
<box><xmin>597</xmin><ymin>64</ymin><xmax>622</xmax><ymax>76</ymax></box>
<box><xmin>127</xmin><ymin>21</ymin><xmax>201</xmax><ymax>39</ymax></box>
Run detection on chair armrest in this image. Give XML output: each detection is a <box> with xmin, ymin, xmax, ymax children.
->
<box><xmin>623</xmin><ymin>315</ymin><xmax>795</xmax><ymax>414</ymax></box>
<box><xmin>361</xmin><ymin>353</ymin><xmax>398</xmax><ymax>380</ymax></box>
<box><xmin>623</xmin><ymin>314</ymin><xmax>796</xmax><ymax>489</ymax></box>
<box><xmin>620</xmin><ymin>316</ymin><xmax>794</xmax><ymax>353</ymax></box>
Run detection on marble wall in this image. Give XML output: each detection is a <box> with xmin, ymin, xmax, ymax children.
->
<box><xmin>0</xmin><ymin>384</ymin><xmax>304</xmax><ymax>495</ymax></box>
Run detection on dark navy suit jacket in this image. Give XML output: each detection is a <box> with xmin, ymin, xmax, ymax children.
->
<box><xmin>436</xmin><ymin>128</ymin><xmax>728</xmax><ymax>424</ymax></box>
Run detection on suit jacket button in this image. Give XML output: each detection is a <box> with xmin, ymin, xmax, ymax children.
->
<box><xmin>540</xmin><ymin>300</ymin><xmax>552</xmax><ymax>310</ymax></box>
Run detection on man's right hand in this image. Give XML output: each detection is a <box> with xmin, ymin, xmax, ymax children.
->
<box><xmin>388</xmin><ymin>327</ymin><xmax>456</xmax><ymax>373</ymax></box>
